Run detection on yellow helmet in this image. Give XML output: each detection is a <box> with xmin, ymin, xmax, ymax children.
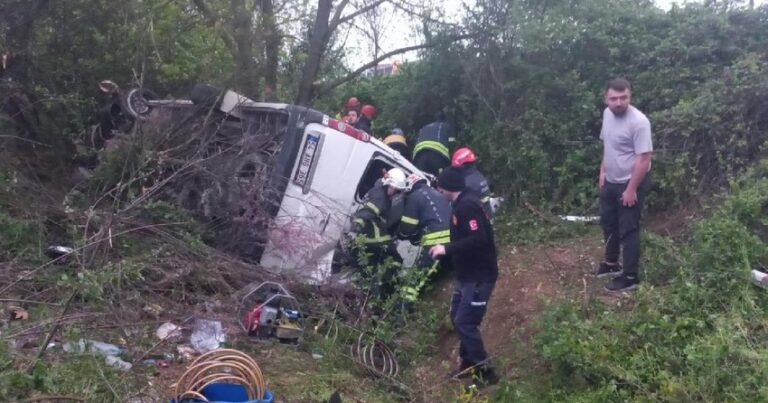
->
<box><xmin>384</xmin><ymin>134</ymin><xmax>407</xmax><ymax>147</ymax></box>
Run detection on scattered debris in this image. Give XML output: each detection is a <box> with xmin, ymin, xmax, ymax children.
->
<box><xmin>156</xmin><ymin>322</ymin><xmax>182</xmax><ymax>341</ymax></box>
<box><xmin>559</xmin><ymin>215</ymin><xmax>600</xmax><ymax>223</ymax></box>
<box><xmin>45</xmin><ymin>245</ymin><xmax>75</xmax><ymax>264</ymax></box>
<box><xmin>8</xmin><ymin>306</ymin><xmax>28</xmax><ymax>320</ymax></box>
<box><xmin>60</xmin><ymin>339</ymin><xmax>131</xmax><ymax>371</ymax></box>
<box><xmin>752</xmin><ymin>269</ymin><xmax>768</xmax><ymax>288</ymax></box>
<box><xmin>105</xmin><ymin>355</ymin><xmax>133</xmax><ymax>371</ymax></box>
<box><xmin>62</xmin><ymin>339</ymin><xmax>122</xmax><ymax>356</ymax></box>
<box><xmin>176</xmin><ymin>345</ymin><xmax>197</xmax><ymax>362</ymax></box>
<box><xmin>190</xmin><ymin>319</ymin><xmax>226</xmax><ymax>353</ymax></box>
<box><xmin>142</xmin><ymin>303</ymin><xmax>164</xmax><ymax>319</ymax></box>
<box><xmin>489</xmin><ymin>196</ymin><xmax>505</xmax><ymax>215</ymax></box>
<box><xmin>312</xmin><ymin>353</ymin><xmax>323</xmax><ymax>361</ymax></box>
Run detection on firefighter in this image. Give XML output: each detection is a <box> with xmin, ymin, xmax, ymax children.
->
<box><xmin>451</xmin><ymin>147</ymin><xmax>493</xmax><ymax>217</ymax></box>
<box><xmin>396</xmin><ymin>173</ymin><xmax>452</xmax><ymax>303</ymax></box>
<box><xmin>351</xmin><ymin>168</ymin><xmax>408</xmax><ymax>261</ymax></box>
<box><xmin>350</xmin><ymin>168</ymin><xmax>408</xmax><ymax>296</ymax></box>
<box><xmin>430</xmin><ymin>166</ymin><xmax>500</xmax><ymax>386</ymax></box>
<box><xmin>383</xmin><ymin>128</ymin><xmax>411</xmax><ymax>160</ymax></box>
<box><xmin>357</xmin><ymin>104</ymin><xmax>376</xmax><ymax>134</ymax></box>
<box><xmin>413</xmin><ymin>111</ymin><xmax>456</xmax><ymax>177</ymax></box>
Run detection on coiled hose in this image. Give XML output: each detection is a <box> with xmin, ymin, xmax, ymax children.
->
<box><xmin>172</xmin><ymin>348</ymin><xmax>266</xmax><ymax>402</ymax></box>
<box><xmin>350</xmin><ymin>333</ymin><xmax>399</xmax><ymax>378</ymax></box>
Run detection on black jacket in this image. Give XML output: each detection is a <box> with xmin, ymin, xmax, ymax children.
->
<box><xmin>445</xmin><ymin>191</ymin><xmax>498</xmax><ymax>283</ymax></box>
<box><xmin>352</xmin><ymin>180</ymin><xmax>392</xmax><ymax>243</ymax></box>
<box><xmin>414</xmin><ymin>121</ymin><xmax>455</xmax><ymax>159</ymax></box>
<box><xmin>355</xmin><ymin>116</ymin><xmax>372</xmax><ymax>134</ymax></box>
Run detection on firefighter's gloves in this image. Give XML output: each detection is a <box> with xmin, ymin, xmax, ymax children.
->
<box><xmin>429</xmin><ymin>244</ymin><xmax>446</xmax><ymax>259</ymax></box>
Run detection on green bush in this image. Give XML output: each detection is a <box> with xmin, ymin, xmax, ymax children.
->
<box><xmin>526</xmin><ymin>160</ymin><xmax>768</xmax><ymax>402</ymax></box>
<box><xmin>0</xmin><ymin>210</ymin><xmax>45</xmax><ymax>260</ymax></box>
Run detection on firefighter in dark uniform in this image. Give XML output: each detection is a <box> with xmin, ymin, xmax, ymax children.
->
<box><xmin>383</xmin><ymin>128</ymin><xmax>411</xmax><ymax>160</ymax></box>
<box><xmin>413</xmin><ymin>112</ymin><xmax>455</xmax><ymax>177</ymax></box>
<box><xmin>351</xmin><ymin>168</ymin><xmax>407</xmax><ymax>264</ymax></box>
<box><xmin>430</xmin><ymin>166</ymin><xmax>500</xmax><ymax>386</ymax></box>
<box><xmin>396</xmin><ymin>173</ymin><xmax>451</xmax><ymax>302</ymax></box>
<box><xmin>350</xmin><ymin>168</ymin><xmax>408</xmax><ymax>296</ymax></box>
<box><xmin>451</xmin><ymin>147</ymin><xmax>493</xmax><ymax>217</ymax></box>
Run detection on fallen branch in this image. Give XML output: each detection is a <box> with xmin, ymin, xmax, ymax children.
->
<box><xmin>316</xmin><ymin>33</ymin><xmax>474</xmax><ymax>96</ymax></box>
<box><xmin>28</xmin><ymin>289</ymin><xmax>78</xmax><ymax>374</ymax></box>
<box><xmin>25</xmin><ymin>396</ymin><xmax>85</xmax><ymax>402</ymax></box>
<box><xmin>92</xmin><ymin>354</ymin><xmax>121</xmax><ymax>401</ymax></box>
<box><xmin>132</xmin><ymin>316</ymin><xmax>194</xmax><ymax>365</ymax></box>
<box><xmin>0</xmin><ymin>222</ymin><xmax>189</xmax><ymax>296</ymax></box>
<box><xmin>0</xmin><ymin>298</ymin><xmax>60</xmax><ymax>306</ymax></box>
<box><xmin>0</xmin><ymin>134</ymin><xmax>52</xmax><ymax>147</ymax></box>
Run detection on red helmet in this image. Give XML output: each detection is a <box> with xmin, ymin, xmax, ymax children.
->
<box><xmin>451</xmin><ymin>147</ymin><xmax>478</xmax><ymax>167</ymax></box>
<box><xmin>345</xmin><ymin>97</ymin><xmax>361</xmax><ymax>109</ymax></box>
<box><xmin>361</xmin><ymin>104</ymin><xmax>377</xmax><ymax>119</ymax></box>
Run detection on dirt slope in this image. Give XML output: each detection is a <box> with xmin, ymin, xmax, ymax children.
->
<box><xmin>409</xmin><ymin>209</ymin><xmax>697</xmax><ymax>400</ymax></box>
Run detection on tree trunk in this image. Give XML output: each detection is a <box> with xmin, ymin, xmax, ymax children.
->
<box><xmin>296</xmin><ymin>0</ymin><xmax>333</xmax><ymax>106</ymax></box>
<box><xmin>230</xmin><ymin>0</ymin><xmax>258</xmax><ymax>98</ymax></box>
<box><xmin>259</xmin><ymin>0</ymin><xmax>280</xmax><ymax>101</ymax></box>
<box><xmin>0</xmin><ymin>0</ymin><xmax>51</xmax><ymax>84</ymax></box>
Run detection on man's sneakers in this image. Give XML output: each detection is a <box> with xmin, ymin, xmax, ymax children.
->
<box><xmin>450</xmin><ymin>363</ymin><xmax>500</xmax><ymax>387</ymax></box>
<box><xmin>595</xmin><ymin>262</ymin><xmax>622</xmax><ymax>278</ymax></box>
<box><xmin>604</xmin><ymin>274</ymin><xmax>639</xmax><ymax>292</ymax></box>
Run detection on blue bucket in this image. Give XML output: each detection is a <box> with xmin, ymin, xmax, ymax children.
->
<box><xmin>172</xmin><ymin>383</ymin><xmax>274</xmax><ymax>403</ymax></box>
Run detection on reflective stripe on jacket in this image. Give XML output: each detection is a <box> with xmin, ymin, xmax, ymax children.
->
<box><xmin>398</xmin><ymin>181</ymin><xmax>451</xmax><ymax>245</ymax></box>
<box><xmin>414</xmin><ymin>121</ymin><xmax>454</xmax><ymax>159</ymax></box>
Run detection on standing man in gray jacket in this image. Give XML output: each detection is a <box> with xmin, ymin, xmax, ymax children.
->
<box><xmin>596</xmin><ymin>78</ymin><xmax>653</xmax><ymax>292</ymax></box>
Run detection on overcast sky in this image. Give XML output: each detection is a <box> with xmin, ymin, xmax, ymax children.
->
<box><xmin>343</xmin><ymin>0</ymin><xmax>767</xmax><ymax>67</ymax></box>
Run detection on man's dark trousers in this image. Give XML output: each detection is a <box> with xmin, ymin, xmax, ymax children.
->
<box><xmin>450</xmin><ymin>281</ymin><xmax>495</xmax><ymax>366</ymax></box>
<box><xmin>599</xmin><ymin>177</ymin><xmax>650</xmax><ymax>277</ymax></box>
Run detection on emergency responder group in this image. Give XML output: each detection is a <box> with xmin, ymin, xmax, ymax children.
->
<box><xmin>345</xmin><ymin>77</ymin><xmax>653</xmax><ymax>388</ymax></box>
<box><xmin>344</xmin><ymin>105</ymin><xmax>499</xmax><ymax>386</ymax></box>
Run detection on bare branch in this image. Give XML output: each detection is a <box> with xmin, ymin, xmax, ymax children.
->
<box><xmin>389</xmin><ymin>0</ymin><xmax>461</xmax><ymax>28</ymax></box>
<box><xmin>331</xmin><ymin>0</ymin><xmax>389</xmax><ymax>31</ymax></box>
<box><xmin>317</xmin><ymin>33</ymin><xmax>473</xmax><ymax>95</ymax></box>
<box><xmin>330</xmin><ymin>0</ymin><xmax>352</xmax><ymax>29</ymax></box>
<box><xmin>191</xmin><ymin>0</ymin><xmax>236</xmax><ymax>52</ymax></box>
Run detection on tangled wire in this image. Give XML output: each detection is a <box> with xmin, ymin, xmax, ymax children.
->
<box><xmin>172</xmin><ymin>348</ymin><xmax>266</xmax><ymax>402</ymax></box>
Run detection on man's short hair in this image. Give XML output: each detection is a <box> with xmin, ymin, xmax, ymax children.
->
<box><xmin>606</xmin><ymin>78</ymin><xmax>631</xmax><ymax>92</ymax></box>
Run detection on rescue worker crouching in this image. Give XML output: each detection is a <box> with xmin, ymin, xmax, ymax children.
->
<box><xmin>396</xmin><ymin>173</ymin><xmax>452</xmax><ymax>303</ymax></box>
<box><xmin>452</xmin><ymin>147</ymin><xmax>493</xmax><ymax>218</ymax></box>
<box><xmin>349</xmin><ymin>168</ymin><xmax>408</xmax><ymax>297</ymax></box>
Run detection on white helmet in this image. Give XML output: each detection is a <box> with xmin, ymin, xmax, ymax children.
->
<box><xmin>381</xmin><ymin>168</ymin><xmax>408</xmax><ymax>190</ymax></box>
<box><xmin>406</xmin><ymin>173</ymin><xmax>429</xmax><ymax>191</ymax></box>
